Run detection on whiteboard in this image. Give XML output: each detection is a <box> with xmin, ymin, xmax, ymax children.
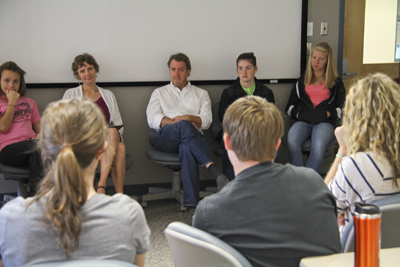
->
<box><xmin>0</xmin><ymin>0</ymin><xmax>304</xmax><ymax>84</ymax></box>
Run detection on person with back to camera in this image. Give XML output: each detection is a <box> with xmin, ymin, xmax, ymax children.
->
<box><xmin>63</xmin><ymin>53</ymin><xmax>126</xmax><ymax>194</ymax></box>
<box><xmin>0</xmin><ymin>61</ymin><xmax>43</xmax><ymax>191</ymax></box>
<box><xmin>324</xmin><ymin>73</ymin><xmax>400</xmax><ymax>233</ymax></box>
<box><xmin>0</xmin><ymin>98</ymin><xmax>150</xmax><ymax>267</ymax></box>
<box><xmin>218</xmin><ymin>52</ymin><xmax>275</xmax><ymax>180</ymax></box>
<box><xmin>193</xmin><ymin>95</ymin><xmax>341</xmax><ymax>267</ymax></box>
<box><xmin>285</xmin><ymin>42</ymin><xmax>346</xmax><ymax>173</ymax></box>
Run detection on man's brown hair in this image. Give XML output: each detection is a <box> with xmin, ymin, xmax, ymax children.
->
<box><xmin>223</xmin><ymin>96</ymin><xmax>283</xmax><ymax>162</ymax></box>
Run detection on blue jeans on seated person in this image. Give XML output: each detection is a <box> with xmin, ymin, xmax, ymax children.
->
<box><xmin>154</xmin><ymin>120</ymin><xmax>213</xmax><ymax>207</ymax></box>
<box><xmin>287</xmin><ymin>121</ymin><xmax>334</xmax><ymax>173</ymax></box>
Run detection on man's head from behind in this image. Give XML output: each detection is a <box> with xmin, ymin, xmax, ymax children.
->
<box><xmin>223</xmin><ymin>96</ymin><xmax>283</xmax><ymax>162</ymax></box>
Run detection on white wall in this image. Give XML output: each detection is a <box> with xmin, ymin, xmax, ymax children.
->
<box><xmin>0</xmin><ymin>0</ymin><xmax>302</xmax><ymax>83</ymax></box>
<box><xmin>307</xmin><ymin>0</ymin><xmax>341</xmax><ymax>66</ymax></box>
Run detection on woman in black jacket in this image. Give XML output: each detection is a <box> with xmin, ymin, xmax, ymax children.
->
<box><xmin>285</xmin><ymin>42</ymin><xmax>345</xmax><ymax>172</ymax></box>
<box><xmin>218</xmin><ymin>52</ymin><xmax>275</xmax><ymax>180</ymax></box>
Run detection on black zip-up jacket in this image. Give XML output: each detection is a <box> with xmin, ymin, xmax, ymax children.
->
<box><xmin>285</xmin><ymin>77</ymin><xmax>345</xmax><ymax>125</ymax></box>
<box><xmin>218</xmin><ymin>77</ymin><xmax>275</xmax><ymax>123</ymax></box>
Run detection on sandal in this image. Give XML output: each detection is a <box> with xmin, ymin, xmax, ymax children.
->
<box><xmin>96</xmin><ymin>185</ymin><xmax>106</xmax><ymax>194</ymax></box>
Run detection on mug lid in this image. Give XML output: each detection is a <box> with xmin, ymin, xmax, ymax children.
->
<box><xmin>355</xmin><ymin>202</ymin><xmax>380</xmax><ymax>215</ymax></box>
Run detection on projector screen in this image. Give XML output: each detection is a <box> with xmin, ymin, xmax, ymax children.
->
<box><xmin>0</xmin><ymin>0</ymin><xmax>306</xmax><ymax>85</ymax></box>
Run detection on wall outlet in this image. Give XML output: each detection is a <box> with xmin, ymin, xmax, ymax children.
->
<box><xmin>321</xmin><ymin>22</ymin><xmax>328</xmax><ymax>35</ymax></box>
<box><xmin>307</xmin><ymin>22</ymin><xmax>313</xmax><ymax>36</ymax></box>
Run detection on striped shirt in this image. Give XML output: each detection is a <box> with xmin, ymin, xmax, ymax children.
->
<box><xmin>329</xmin><ymin>152</ymin><xmax>400</xmax><ymax>227</ymax></box>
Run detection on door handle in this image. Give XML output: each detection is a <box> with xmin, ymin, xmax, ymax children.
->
<box><xmin>343</xmin><ymin>72</ymin><xmax>357</xmax><ymax>77</ymax></box>
<box><xmin>342</xmin><ymin>59</ymin><xmax>357</xmax><ymax>79</ymax></box>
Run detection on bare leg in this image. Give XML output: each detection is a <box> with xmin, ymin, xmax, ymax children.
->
<box><xmin>97</xmin><ymin>128</ymin><xmax>120</xmax><ymax>194</ymax></box>
<box><xmin>111</xmin><ymin>142</ymin><xmax>126</xmax><ymax>193</ymax></box>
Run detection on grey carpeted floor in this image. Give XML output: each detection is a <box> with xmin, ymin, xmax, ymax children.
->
<box><xmin>142</xmin><ymin>199</ymin><xmax>190</xmax><ymax>267</ymax></box>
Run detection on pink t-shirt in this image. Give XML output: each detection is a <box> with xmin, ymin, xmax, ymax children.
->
<box><xmin>0</xmin><ymin>96</ymin><xmax>41</xmax><ymax>151</ymax></box>
<box><xmin>305</xmin><ymin>82</ymin><xmax>330</xmax><ymax>108</ymax></box>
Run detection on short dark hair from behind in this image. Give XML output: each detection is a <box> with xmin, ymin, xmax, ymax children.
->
<box><xmin>0</xmin><ymin>61</ymin><xmax>27</xmax><ymax>96</ymax></box>
<box><xmin>223</xmin><ymin>96</ymin><xmax>283</xmax><ymax>162</ymax></box>
<box><xmin>71</xmin><ymin>53</ymin><xmax>100</xmax><ymax>80</ymax></box>
<box><xmin>167</xmin><ymin>53</ymin><xmax>191</xmax><ymax>70</ymax></box>
<box><xmin>236</xmin><ymin>52</ymin><xmax>257</xmax><ymax>68</ymax></box>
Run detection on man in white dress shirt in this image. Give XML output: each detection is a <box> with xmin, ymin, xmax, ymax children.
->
<box><xmin>146</xmin><ymin>53</ymin><xmax>228</xmax><ymax>209</ymax></box>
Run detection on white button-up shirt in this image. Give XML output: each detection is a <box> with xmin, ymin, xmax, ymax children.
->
<box><xmin>146</xmin><ymin>81</ymin><xmax>212</xmax><ymax>131</ymax></box>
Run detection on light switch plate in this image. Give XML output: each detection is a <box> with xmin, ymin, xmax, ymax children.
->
<box><xmin>321</xmin><ymin>22</ymin><xmax>328</xmax><ymax>35</ymax></box>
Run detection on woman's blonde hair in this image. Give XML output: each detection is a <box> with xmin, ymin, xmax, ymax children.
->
<box><xmin>344</xmin><ymin>73</ymin><xmax>400</xmax><ymax>189</ymax></box>
<box><xmin>304</xmin><ymin>42</ymin><xmax>338</xmax><ymax>89</ymax></box>
<box><xmin>31</xmin><ymin>98</ymin><xmax>107</xmax><ymax>256</ymax></box>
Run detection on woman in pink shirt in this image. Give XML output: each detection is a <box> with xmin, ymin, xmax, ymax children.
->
<box><xmin>285</xmin><ymin>42</ymin><xmax>346</xmax><ymax>173</ymax></box>
<box><xmin>0</xmin><ymin>61</ymin><xmax>42</xmax><ymax>190</ymax></box>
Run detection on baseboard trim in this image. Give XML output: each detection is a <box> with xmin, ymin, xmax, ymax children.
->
<box><xmin>0</xmin><ymin>180</ymin><xmax>218</xmax><ymax>201</ymax></box>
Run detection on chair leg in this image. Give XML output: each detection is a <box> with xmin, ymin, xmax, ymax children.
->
<box><xmin>141</xmin><ymin>169</ymin><xmax>215</xmax><ymax>209</ymax></box>
<box><xmin>18</xmin><ymin>181</ymin><xmax>28</xmax><ymax>198</ymax></box>
<box><xmin>141</xmin><ymin>170</ymin><xmax>182</xmax><ymax>205</ymax></box>
<box><xmin>172</xmin><ymin>170</ymin><xmax>183</xmax><ymax>206</ymax></box>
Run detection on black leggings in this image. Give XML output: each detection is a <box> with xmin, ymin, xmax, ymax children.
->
<box><xmin>0</xmin><ymin>139</ymin><xmax>43</xmax><ymax>192</ymax></box>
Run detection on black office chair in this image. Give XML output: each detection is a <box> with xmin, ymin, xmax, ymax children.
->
<box><xmin>1</xmin><ymin>154</ymin><xmax>134</xmax><ymax>199</ymax></box>
<box><xmin>209</xmin><ymin>102</ymin><xmax>225</xmax><ymax>157</ymax></box>
<box><xmin>144</xmin><ymin>129</ymin><xmax>213</xmax><ymax>210</ymax></box>
<box><xmin>0</xmin><ymin>163</ymin><xmax>30</xmax><ymax>198</ymax></box>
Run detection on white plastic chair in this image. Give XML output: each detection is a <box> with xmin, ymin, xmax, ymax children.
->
<box><xmin>165</xmin><ymin>222</ymin><xmax>253</xmax><ymax>267</ymax></box>
<box><xmin>340</xmin><ymin>194</ymin><xmax>400</xmax><ymax>252</ymax></box>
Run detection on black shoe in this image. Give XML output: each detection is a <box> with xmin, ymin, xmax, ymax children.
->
<box><xmin>186</xmin><ymin>207</ymin><xmax>196</xmax><ymax>225</ymax></box>
<box><xmin>216</xmin><ymin>175</ymin><xmax>229</xmax><ymax>191</ymax></box>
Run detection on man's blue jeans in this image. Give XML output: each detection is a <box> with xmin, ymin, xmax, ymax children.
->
<box><xmin>154</xmin><ymin>120</ymin><xmax>213</xmax><ymax>207</ymax></box>
<box><xmin>287</xmin><ymin>121</ymin><xmax>334</xmax><ymax>172</ymax></box>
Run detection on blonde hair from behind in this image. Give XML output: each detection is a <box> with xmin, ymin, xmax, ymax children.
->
<box><xmin>304</xmin><ymin>42</ymin><xmax>338</xmax><ymax>89</ymax></box>
<box><xmin>344</xmin><ymin>73</ymin><xmax>400</xmax><ymax>189</ymax></box>
<box><xmin>223</xmin><ymin>96</ymin><xmax>283</xmax><ymax>162</ymax></box>
<box><xmin>32</xmin><ymin>98</ymin><xmax>107</xmax><ymax>256</ymax></box>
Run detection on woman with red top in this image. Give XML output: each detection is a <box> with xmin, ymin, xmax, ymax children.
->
<box><xmin>63</xmin><ymin>53</ymin><xmax>126</xmax><ymax>194</ymax></box>
<box><xmin>0</xmin><ymin>61</ymin><xmax>42</xmax><ymax>190</ymax></box>
<box><xmin>285</xmin><ymin>42</ymin><xmax>346</xmax><ymax>172</ymax></box>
